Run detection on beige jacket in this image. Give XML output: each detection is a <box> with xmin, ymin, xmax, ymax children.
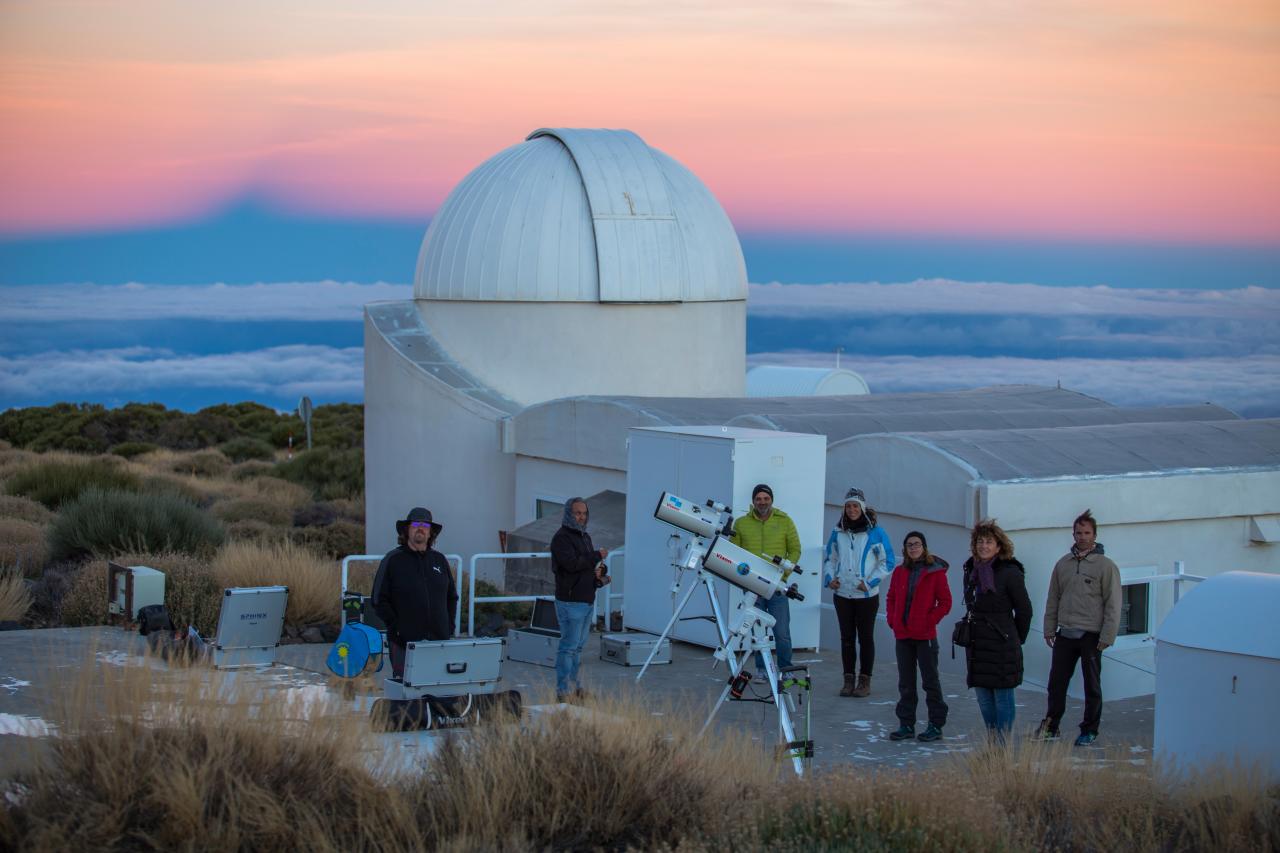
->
<box><xmin>1042</xmin><ymin>546</ymin><xmax>1123</xmax><ymax>646</ymax></box>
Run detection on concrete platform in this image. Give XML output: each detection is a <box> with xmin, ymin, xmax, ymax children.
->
<box><xmin>0</xmin><ymin>626</ymin><xmax>1154</xmax><ymax>778</ymax></box>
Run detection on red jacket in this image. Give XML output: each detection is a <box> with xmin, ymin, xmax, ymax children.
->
<box><xmin>886</xmin><ymin>558</ymin><xmax>952</xmax><ymax>641</ymax></box>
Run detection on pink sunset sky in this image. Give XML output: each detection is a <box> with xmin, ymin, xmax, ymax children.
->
<box><xmin>2</xmin><ymin>0</ymin><xmax>1277</xmax><ymax>243</ymax></box>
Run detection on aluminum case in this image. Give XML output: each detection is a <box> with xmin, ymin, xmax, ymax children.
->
<box><xmin>600</xmin><ymin>631</ymin><xmax>671</xmax><ymax>667</ymax></box>
<box><xmin>389</xmin><ymin>637</ymin><xmax>505</xmax><ymax>699</ymax></box>
<box><xmin>506</xmin><ymin>598</ymin><xmax>560</xmax><ymax>668</ymax></box>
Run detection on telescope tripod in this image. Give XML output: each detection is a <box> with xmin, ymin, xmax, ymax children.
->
<box><xmin>635</xmin><ymin>558</ymin><xmax>737</xmax><ymax>682</ymax></box>
<box><xmin>699</xmin><ymin>606</ymin><xmax>813</xmax><ymax>777</ymax></box>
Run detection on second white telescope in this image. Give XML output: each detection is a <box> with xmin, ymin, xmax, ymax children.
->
<box><xmin>701</xmin><ymin>535</ymin><xmax>805</xmax><ymax>601</ymax></box>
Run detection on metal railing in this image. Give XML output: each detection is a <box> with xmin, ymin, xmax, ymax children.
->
<box><xmin>463</xmin><ymin>550</ymin><xmax>624</xmax><ymax>637</ymax></box>
<box><xmin>1144</xmin><ymin>560</ymin><xmax>1206</xmax><ymax>605</ymax></box>
<box><xmin>339</xmin><ymin>549</ymin><xmax>625</xmax><ymax>638</ymax></box>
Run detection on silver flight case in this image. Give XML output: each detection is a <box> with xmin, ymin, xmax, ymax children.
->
<box><xmin>506</xmin><ymin>598</ymin><xmax>560</xmax><ymax>668</ymax></box>
<box><xmin>386</xmin><ymin>637</ymin><xmax>505</xmax><ymax>700</ymax></box>
<box><xmin>600</xmin><ymin>631</ymin><xmax>671</xmax><ymax>667</ymax></box>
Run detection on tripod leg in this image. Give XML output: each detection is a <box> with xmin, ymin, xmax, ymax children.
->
<box><xmin>637</xmin><ymin>569</ymin><xmax>703</xmax><ymax>681</ymax></box>
<box><xmin>702</xmin><ymin>575</ymin><xmax>740</xmax><ymax>677</ymax></box>
<box><xmin>762</xmin><ymin>652</ymin><xmax>805</xmax><ymax>777</ymax></box>
<box><xmin>699</xmin><ymin>646</ymin><xmax>747</xmax><ymax>737</ymax></box>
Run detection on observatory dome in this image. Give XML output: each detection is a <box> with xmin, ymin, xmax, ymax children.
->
<box><xmin>414</xmin><ymin>128</ymin><xmax>746</xmax><ymax>303</ymax></box>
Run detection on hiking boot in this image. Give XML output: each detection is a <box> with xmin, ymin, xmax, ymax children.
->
<box><xmin>852</xmin><ymin>674</ymin><xmax>871</xmax><ymax>698</ymax></box>
<box><xmin>839</xmin><ymin>674</ymin><xmax>856</xmax><ymax>697</ymax></box>
<box><xmin>1074</xmin><ymin>732</ymin><xmax>1098</xmax><ymax>747</ymax></box>
<box><xmin>1032</xmin><ymin>717</ymin><xmax>1060</xmax><ymax>741</ymax></box>
<box><xmin>917</xmin><ymin>724</ymin><xmax>944</xmax><ymax>742</ymax></box>
<box><xmin>888</xmin><ymin>723</ymin><xmax>915</xmax><ymax>741</ymax></box>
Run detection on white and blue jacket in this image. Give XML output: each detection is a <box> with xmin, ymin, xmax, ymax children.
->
<box><xmin>823</xmin><ymin>524</ymin><xmax>895</xmax><ymax>600</ymax></box>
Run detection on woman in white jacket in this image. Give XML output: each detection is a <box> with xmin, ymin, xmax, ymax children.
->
<box><xmin>823</xmin><ymin>487</ymin><xmax>895</xmax><ymax>697</ymax></box>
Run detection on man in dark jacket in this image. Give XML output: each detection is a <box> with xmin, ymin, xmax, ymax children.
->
<box><xmin>372</xmin><ymin>507</ymin><xmax>458</xmax><ymax>678</ymax></box>
<box><xmin>550</xmin><ymin>497</ymin><xmax>609</xmax><ymax>701</ymax></box>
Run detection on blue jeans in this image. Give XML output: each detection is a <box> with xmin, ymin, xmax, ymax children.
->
<box><xmin>973</xmin><ymin>687</ymin><xmax>1016</xmax><ymax>738</ymax></box>
<box><xmin>752</xmin><ymin>591</ymin><xmax>792</xmax><ymax>673</ymax></box>
<box><xmin>554</xmin><ymin>600</ymin><xmax>591</xmax><ymax>696</ymax></box>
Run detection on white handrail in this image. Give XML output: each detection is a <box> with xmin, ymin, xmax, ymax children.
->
<box><xmin>466</xmin><ymin>552</ymin><xmax>550</xmax><ymax>637</ymax></box>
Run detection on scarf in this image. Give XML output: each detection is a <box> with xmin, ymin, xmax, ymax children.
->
<box><xmin>973</xmin><ymin>557</ymin><xmax>996</xmax><ymax>594</ymax></box>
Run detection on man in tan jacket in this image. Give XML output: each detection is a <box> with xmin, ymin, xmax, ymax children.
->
<box><xmin>1035</xmin><ymin>509</ymin><xmax>1122</xmax><ymax>746</ymax></box>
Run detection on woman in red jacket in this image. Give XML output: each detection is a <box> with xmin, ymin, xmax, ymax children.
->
<box><xmin>885</xmin><ymin>531</ymin><xmax>953</xmax><ymax>742</ymax></box>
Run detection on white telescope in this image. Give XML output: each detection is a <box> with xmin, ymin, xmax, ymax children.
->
<box><xmin>701</xmin><ymin>535</ymin><xmax>805</xmax><ymax>601</ymax></box>
<box><xmin>654</xmin><ymin>491</ymin><xmax>732</xmax><ymax>540</ymax></box>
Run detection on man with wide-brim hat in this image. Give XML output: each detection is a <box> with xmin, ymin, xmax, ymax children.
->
<box><xmin>372</xmin><ymin>507</ymin><xmax>457</xmax><ymax>678</ymax></box>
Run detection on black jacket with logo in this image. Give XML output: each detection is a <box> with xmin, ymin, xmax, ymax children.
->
<box><xmin>371</xmin><ymin>545</ymin><xmax>458</xmax><ymax>644</ymax></box>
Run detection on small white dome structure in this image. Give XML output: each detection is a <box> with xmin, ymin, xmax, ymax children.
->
<box><xmin>746</xmin><ymin>365</ymin><xmax>870</xmax><ymax>397</ymax></box>
<box><xmin>365</xmin><ymin>128</ymin><xmax>749</xmax><ymax>560</ymax></box>
<box><xmin>1155</xmin><ymin>571</ymin><xmax>1280</xmax><ymax>779</ymax></box>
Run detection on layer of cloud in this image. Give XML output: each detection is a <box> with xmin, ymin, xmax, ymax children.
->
<box><xmin>748</xmin><ymin>351</ymin><xmax>1280</xmax><ymax>419</ymax></box>
<box><xmin>1</xmin><ymin>281</ymin><xmax>411</xmax><ymax>322</ymax></box>
<box><xmin>0</xmin><ymin>345</ymin><xmax>363</xmax><ymax>402</ymax></box>
<box><xmin>747</xmin><ymin>280</ymin><xmax>1280</xmax><ymax>319</ymax></box>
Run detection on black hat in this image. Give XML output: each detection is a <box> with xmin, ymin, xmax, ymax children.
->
<box><xmin>903</xmin><ymin>530</ymin><xmax>928</xmax><ymax>551</ymax></box>
<box><xmin>396</xmin><ymin>506</ymin><xmax>443</xmax><ymax>536</ymax></box>
<box><xmin>752</xmin><ymin>483</ymin><xmax>774</xmax><ymax>500</ymax></box>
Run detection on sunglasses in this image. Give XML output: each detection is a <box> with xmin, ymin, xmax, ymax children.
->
<box><xmin>408</xmin><ymin>521</ymin><xmax>433</xmax><ymax>529</ymax></box>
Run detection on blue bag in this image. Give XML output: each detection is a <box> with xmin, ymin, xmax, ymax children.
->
<box><xmin>326</xmin><ymin>622</ymin><xmax>385</xmax><ymax>678</ymax></box>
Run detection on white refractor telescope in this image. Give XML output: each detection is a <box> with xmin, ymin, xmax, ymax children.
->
<box><xmin>654</xmin><ymin>492</ymin><xmax>804</xmax><ymax>601</ymax></box>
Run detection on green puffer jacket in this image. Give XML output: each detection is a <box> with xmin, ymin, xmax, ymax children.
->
<box><xmin>732</xmin><ymin>508</ymin><xmax>801</xmax><ymax>564</ymax></box>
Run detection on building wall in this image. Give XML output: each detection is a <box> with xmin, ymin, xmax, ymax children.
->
<box><xmin>420</xmin><ymin>300</ymin><xmax>746</xmax><ymax>407</ymax></box>
<box><xmin>363</xmin><ymin>313</ymin><xmax>515</xmax><ymax>581</ymax></box>
<box><xmin>513</xmin><ymin>456</ymin><xmax>626</xmax><ymax>527</ymax></box>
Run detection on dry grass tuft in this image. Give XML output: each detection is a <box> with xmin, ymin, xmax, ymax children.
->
<box><xmin>958</xmin><ymin>738</ymin><xmax>1280</xmax><ymax>853</ymax></box>
<box><xmin>212</xmin><ymin>539</ymin><xmax>337</xmax><ymax>626</ymax></box>
<box><xmin>409</xmin><ymin>696</ymin><xmax>770</xmax><ymax>851</ymax></box>
<box><xmin>0</xmin><ymin>568</ymin><xmax>32</xmax><ymax>621</ymax></box>
<box><xmin>3</xmin><ymin>659</ymin><xmax>416</xmax><ymax>853</ymax></box>
<box><xmin>0</xmin><ymin>495</ymin><xmax>54</xmax><ymax>525</ymax></box>
<box><xmin>0</xmin><ymin>518</ymin><xmax>49</xmax><ymax>577</ymax></box>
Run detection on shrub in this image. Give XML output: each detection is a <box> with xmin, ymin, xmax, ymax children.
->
<box><xmin>272</xmin><ymin>447</ymin><xmax>364</xmax><ymax>500</ymax></box>
<box><xmin>109</xmin><ymin>441</ymin><xmax>160</xmax><ymax>459</ymax></box>
<box><xmin>47</xmin><ymin>488</ymin><xmax>225</xmax><ymax>562</ymax></box>
<box><xmin>141</xmin><ymin>475</ymin><xmax>208</xmax><ymax>507</ymax></box>
<box><xmin>0</xmin><ymin>568</ymin><xmax>31</xmax><ymax>622</ymax></box>
<box><xmin>220</xmin><ymin>436</ymin><xmax>276</xmax><ymax>463</ymax></box>
<box><xmin>212</xmin><ymin>540</ymin><xmax>337</xmax><ymax>627</ymax></box>
<box><xmin>0</xmin><ymin>518</ymin><xmax>49</xmax><ymax>577</ymax></box>
<box><xmin>212</xmin><ymin>497</ymin><xmax>293</xmax><ymax>527</ymax></box>
<box><xmin>229</xmin><ymin>460</ymin><xmax>274</xmax><ymax>481</ymax></box>
<box><xmin>225</xmin><ymin>519</ymin><xmax>290</xmax><ymax>546</ymax></box>
<box><xmin>58</xmin><ymin>560</ymin><xmax>110</xmax><ymax>626</ymax></box>
<box><xmin>0</xmin><ymin>494</ymin><xmax>54</xmax><ymax>525</ymax></box>
<box><xmin>289</xmin><ymin>520</ymin><xmax>365</xmax><ymax>560</ymax></box>
<box><xmin>169</xmin><ymin>449</ymin><xmax>231</xmax><ymax>478</ymax></box>
<box><xmin>6</xmin><ymin>456</ymin><xmax>141</xmax><ymax>509</ymax></box>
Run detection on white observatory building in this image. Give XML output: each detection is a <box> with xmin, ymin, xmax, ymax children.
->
<box><xmin>364</xmin><ymin>128</ymin><xmax>748</xmax><ymax>558</ymax></box>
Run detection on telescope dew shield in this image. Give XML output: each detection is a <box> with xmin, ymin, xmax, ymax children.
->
<box><xmin>654</xmin><ymin>492</ymin><xmax>721</xmax><ymax>540</ymax></box>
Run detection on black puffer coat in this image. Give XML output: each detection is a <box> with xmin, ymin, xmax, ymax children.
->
<box><xmin>962</xmin><ymin>557</ymin><xmax>1033</xmax><ymax>689</ymax></box>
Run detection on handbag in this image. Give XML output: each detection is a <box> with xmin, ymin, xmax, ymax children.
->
<box><xmin>951</xmin><ymin>612</ymin><xmax>973</xmax><ymax>648</ymax></box>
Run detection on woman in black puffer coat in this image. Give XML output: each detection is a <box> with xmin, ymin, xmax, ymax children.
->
<box><xmin>962</xmin><ymin>519</ymin><xmax>1033</xmax><ymax>740</ymax></box>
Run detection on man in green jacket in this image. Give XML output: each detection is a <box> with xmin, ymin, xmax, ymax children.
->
<box><xmin>732</xmin><ymin>483</ymin><xmax>801</xmax><ymax>671</ymax></box>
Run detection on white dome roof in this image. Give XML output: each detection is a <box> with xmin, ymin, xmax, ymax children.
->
<box><xmin>414</xmin><ymin>128</ymin><xmax>747</xmax><ymax>303</ymax></box>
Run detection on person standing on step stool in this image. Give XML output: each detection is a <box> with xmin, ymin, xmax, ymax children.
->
<box><xmin>886</xmin><ymin>531</ymin><xmax>952</xmax><ymax>742</ymax></box>
<box><xmin>1035</xmin><ymin>509</ymin><xmax>1122</xmax><ymax>747</ymax></box>
<box><xmin>823</xmin><ymin>487</ymin><xmax>895</xmax><ymax>698</ymax></box>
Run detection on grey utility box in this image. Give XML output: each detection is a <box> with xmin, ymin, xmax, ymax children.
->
<box><xmin>506</xmin><ymin>598</ymin><xmax>560</xmax><ymax>668</ymax></box>
<box><xmin>600</xmin><ymin>631</ymin><xmax>671</xmax><ymax>667</ymax></box>
<box><xmin>389</xmin><ymin>637</ymin><xmax>505</xmax><ymax>699</ymax></box>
